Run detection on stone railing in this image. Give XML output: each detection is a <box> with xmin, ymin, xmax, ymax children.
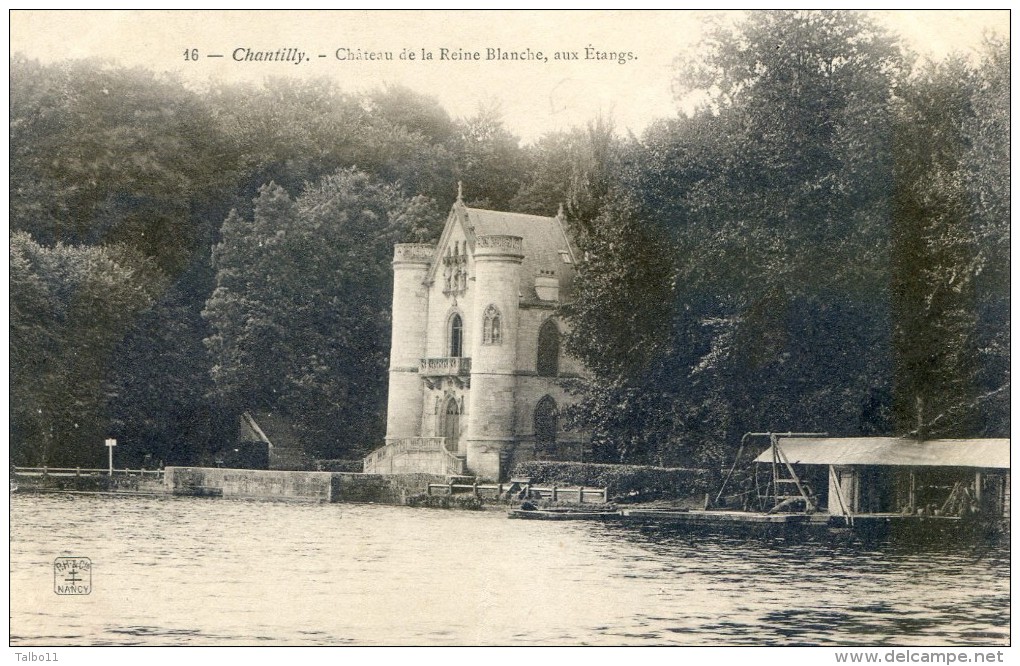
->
<box><xmin>393</xmin><ymin>243</ymin><xmax>436</xmax><ymax>263</ymax></box>
<box><xmin>363</xmin><ymin>437</ymin><xmax>465</xmax><ymax>475</ymax></box>
<box><xmin>382</xmin><ymin>437</ymin><xmax>447</xmax><ymax>454</ymax></box>
<box><xmin>475</xmin><ymin>234</ymin><xmax>523</xmax><ymax>253</ymax></box>
<box><xmin>419</xmin><ymin>357</ymin><xmax>472</xmax><ymax>377</ymax></box>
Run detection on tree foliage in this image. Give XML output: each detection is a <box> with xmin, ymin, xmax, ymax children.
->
<box><xmin>563</xmin><ymin>11</ymin><xmax>1007</xmax><ymax>466</ymax></box>
<box><xmin>8</xmin><ymin>21</ymin><xmax>1009</xmax><ymax>469</ymax></box>
<box><xmin>891</xmin><ymin>42</ymin><xmax>1010</xmax><ymax>437</ymax></box>
<box><xmin>203</xmin><ymin>170</ymin><xmax>439</xmax><ymax>458</ymax></box>
<box><xmin>10</xmin><ymin>56</ymin><xmax>235</xmax><ymax>275</ymax></box>
<box><xmin>10</xmin><ymin>233</ymin><xmax>167</xmax><ymax>466</ymax></box>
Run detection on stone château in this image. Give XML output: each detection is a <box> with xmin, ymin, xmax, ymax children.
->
<box><xmin>363</xmin><ymin>187</ymin><xmax>585</xmax><ymax>480</ymax></box>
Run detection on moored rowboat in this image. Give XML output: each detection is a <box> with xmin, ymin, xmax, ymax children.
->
<box><xmin>508</xmin><ymin>508</ymin><xmax>621</xmax><ymax>520</ymax></box>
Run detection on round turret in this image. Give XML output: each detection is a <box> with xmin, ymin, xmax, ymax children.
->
<box><xmin>465</xmin><ymin>235</ymin><xmax>524</xmax><ymax>479</ymax></box>
<box><xmin>385</xmin><ymin>243</ymin><xmax>434</xmax><ymax>440</ymax></box>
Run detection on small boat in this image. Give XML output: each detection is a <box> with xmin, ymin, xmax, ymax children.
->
<box><xmin>508</xmin><ymin>507</ymin><xmax>621</xmax><ymax>521</ymax></box>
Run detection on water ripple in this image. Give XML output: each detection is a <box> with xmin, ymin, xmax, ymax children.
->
<box><xmin>10</xmin><ymin>494</ymin><xmax>1009</xmax><ymax>646</ymax></box>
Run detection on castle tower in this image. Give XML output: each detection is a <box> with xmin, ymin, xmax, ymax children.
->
<box><xmin>385</xmin><ymin>243</ymin><xmax>434</xmax><ymax>441</ymax></box>
<box><xmin>465</xmin><ymin>234</ymin><xmax>524</xmax><ymax>479</ymax></box>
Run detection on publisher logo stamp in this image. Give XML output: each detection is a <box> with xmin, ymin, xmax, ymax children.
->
<box><xmin>54</xmin><ymin>557</ymin><xmax>91</xmax><ymax>595</ymax></box>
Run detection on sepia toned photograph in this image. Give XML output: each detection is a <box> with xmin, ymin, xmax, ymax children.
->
<box><xmin>8</xmin><ymin>9</ymin><xmax>1011</xmax><ymax>655</ymax></box>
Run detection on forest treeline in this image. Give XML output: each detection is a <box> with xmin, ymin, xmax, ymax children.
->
<box><xmin>10</xmin><ymin>12</ymin><xmax>1008</xmax><ymax>469</ymax></box>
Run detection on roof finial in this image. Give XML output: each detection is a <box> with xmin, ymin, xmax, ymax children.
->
<box><xmin>457</xmin><ymin>181</ymin><xmax>464</xmax><ymax>202</ymax></box>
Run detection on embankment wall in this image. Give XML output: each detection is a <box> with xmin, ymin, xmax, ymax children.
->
<box><xmin>164</xmin><ymin>467</ymin><xmax>444</xmax><ymax>503</ymax></box>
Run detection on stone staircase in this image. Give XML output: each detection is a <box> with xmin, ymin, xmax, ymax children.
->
<box><xmin>363</xmin><ymin>437</ymin><xmax>466</xmax><ymax>476</ymax></box>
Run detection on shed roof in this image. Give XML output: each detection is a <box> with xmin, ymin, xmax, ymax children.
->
<box><xmin>753</xmin><ymin>437</ymin><xmax>1010</xmax><ymax>469</ymax></box>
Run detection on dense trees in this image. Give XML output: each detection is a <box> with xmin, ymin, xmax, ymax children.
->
<box><xmin>891</xmin><ymin>39</ymin><xmax>1011</xmax><ymax>438</ymax></box>
<box><xmin>10</xmin><ymin>57</ymin><xmax>235</xmax><ymax>275</ymax></box>
<box><xmin>203</xmin><ymin>172</ymin><xmax>437</xmax><ymax>458</ymax></box>
<box><xmin>9</xmin><ymin>14</ymin><xmax>1009</xmax><ymax>468</ymax></box>
<box><xmin>562</xmin><ymin>12</ymin><xmax>903</xmax><ymax>466</ymax></box>
<box><xmin>562</xmin><ymin>11</ymin><xmax>1008</xmax><ymax>465</ymax></box>
<box><xmin>10</xmin><ymin>233</ymin><xmax>168</xmax><ymax>465</ymax></box>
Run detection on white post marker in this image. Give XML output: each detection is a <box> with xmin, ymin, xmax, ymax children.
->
<box><xmin>105</xmin><ymin>438</ymin><xmax>116</xmax><ymax>476</ymax></box>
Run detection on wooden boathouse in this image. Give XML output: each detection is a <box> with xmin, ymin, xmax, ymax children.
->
<box><xmin>753</xmin><ymin>436</ymin><xmax>1010</xmax><ymax>521</ymax></box>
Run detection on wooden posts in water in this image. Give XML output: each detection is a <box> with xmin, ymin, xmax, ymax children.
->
<box><xmin>909</xmin><ymin>470</ymin><xmax>916</xmax><ymax>512</ymax></box>
<box><xmin>828</xmin><ymin>465</ymin><xmax>854</xmax><ymax>527</ymax></box>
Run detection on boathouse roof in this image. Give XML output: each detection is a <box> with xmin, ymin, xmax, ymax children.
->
<box><xmin>754</xmin><ymin>437</ymin><xmax>1010</xmax><ymax>469</ymax></box>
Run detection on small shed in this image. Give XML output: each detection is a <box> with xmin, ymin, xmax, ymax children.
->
<box><xmin>754</xmin><ymin>437</ymin><xmax>1010</xmax><ymax>518</ymax></box>
<box><xmin>238</xmin><ymin>411</ymin><xmax>307</xmax><ymax>470</ymax></box>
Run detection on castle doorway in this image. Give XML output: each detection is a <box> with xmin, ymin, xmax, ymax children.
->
<box><xmin>443</xmin><ymin>397</ymin><xmax>460</xmax><ymax>453</ymax></box>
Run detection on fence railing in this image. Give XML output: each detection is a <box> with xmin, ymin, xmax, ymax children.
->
<box><xmin>13</xmin><ymin>466</ymin><xmax>165</xmax><ymax>479</ymax></box>
<box><xmin>427</xmin><ymin>482</ymin><xmax>608</xmax><ymax>504</ymax></box>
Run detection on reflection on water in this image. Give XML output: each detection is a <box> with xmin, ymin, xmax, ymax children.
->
<box><xmin>9</xmin><ymin>494</ymin><xmax>1009</xmax><ymax>646</ymax></box>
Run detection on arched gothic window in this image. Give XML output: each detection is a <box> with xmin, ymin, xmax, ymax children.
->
<box><xmin>482</xmin><ymin>305</ymin><xmax>502</xmax><ymax>345</ymax></box>
<box><xmin>443</xmin><ymin>396</ymin><xmax>461</xmax><ymax>453</ymax></box>
<box><xmin>537</xmin><ymin>319</ymin><xmax>560</xmax><ymax>377</ymax></box>
<box><xmin>449</xmin><ymin>313</ymin><xmax>463</xmax><ymax>357</ymax></box>
<box><xmin>534</xmin><ymin>395</ymin><xmax>558</xmax><ymax>455</ymax></box>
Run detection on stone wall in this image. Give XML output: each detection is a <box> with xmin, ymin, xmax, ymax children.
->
<box><xmin>14</xmin><ymin>472</ymin><xmax>166</xmax><ymax>494</ymax></box>
<box><xmin>166</xmin><ymin>467</ymin><xmax>332</xmax><ymax>500</ymax></box>
<box><xmin>336</xmin><ymin>472</ymin><xmax>447</xmax><ymax>504</ymax></box>
<box><xmin>331</xmin><ymin>473</ymin><xmax>397</xmax><ymax>503</ymax></box>
<box><xmin>164</xmin><ymin>467</ymin><xmax>444</xmax><ymax>504</ymax></box>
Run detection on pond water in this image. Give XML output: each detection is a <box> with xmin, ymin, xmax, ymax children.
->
<box><xmin>9</xmin><ymin>494</ymin><xmax>1010</xmax><ymax>646</ymax></box>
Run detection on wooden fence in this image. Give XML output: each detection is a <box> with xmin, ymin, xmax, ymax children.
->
<box><xmin>426</xmin><ymin>481</ymin><xmax>608</xmax><ymax>504</ymax></box>
<box><xmin>13</xmin><ymin>466</ymin><xmax>165</xmax><ymax>479</ymax></box>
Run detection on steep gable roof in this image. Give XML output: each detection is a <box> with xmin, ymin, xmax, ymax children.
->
<box><xmin>427</xmin><ymin>199</ymin><xmax>577</xmax><ymax>301</ymax></box>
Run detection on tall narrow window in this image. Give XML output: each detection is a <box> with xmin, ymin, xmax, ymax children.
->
<box><xmin>443</xmin><ymin>396</ymin><xmax>460</xmax><ymax>453</ymax></box>
<box><xmin>537</xmin><ymin>319</ymin><xmax>559</xmax><ymax>377</ymax></box>
<box><xmin>482</xmin><ymin>305</ymin><xmax>502</xmax><ymax>345</ymax></box>
<box><xmin>534</xmin><ymin>395</ymin><xmax>558</xmax><ymax>456</ymax></box>
<box><xmin>449</xmin><ymin>313</ymin><xmax>463</xmax><ymax>357</ymax></box>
